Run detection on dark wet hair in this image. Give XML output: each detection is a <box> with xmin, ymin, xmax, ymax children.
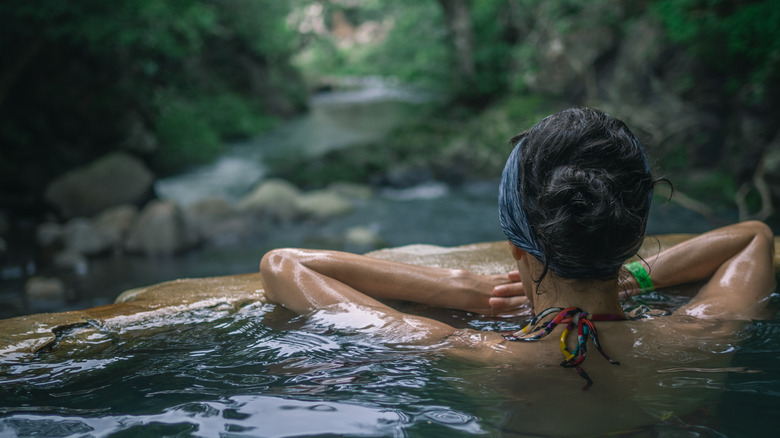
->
<box><xmin>499</xmin><ymin>107</ymin><xmax>655</xmax><ymax>280</ymax></box>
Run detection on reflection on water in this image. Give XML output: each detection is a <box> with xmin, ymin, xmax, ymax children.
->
<box><xmin>0</xmin><ymin>305</ymin><xmax>489</xmax><ymax>436</ymax></box>
<box><xmin>1</xmin><ymin>297</ymin><xmax>778</xmax><ymax>436</ymax></box>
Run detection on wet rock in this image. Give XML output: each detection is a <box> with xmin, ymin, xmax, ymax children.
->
<box><xmin>238</xmin><ymin>179</ymin><xmax>302</xmax><ymax>222</ymax></box>
<box><xmin>185</xmin><ymin>198</ymin><xmax>259</xmax><ymax>245</ymax></box>
<box><xmin>25</xmin><ymin>276</ymin><xmax>66</xmax><ymax>304</ymax></box>
<box><xmin>344</xmin><ymin>226</ymin><xmax>386</xmax><ymax>251</ymax></box>
<box><xmin>53</xmin><ymin>249</ymin><xmax>89</xmax><ymax>276</ymax></box>
<box><xmin>295</xmin><ymin>189</ymin><xmax>354</xmax><ymax>221</ymax></box>
<box><xmin>63</xmin><ymin>217</ymin><xmax>113</xmax><ymax>256</ymax></box>
<box><xmin>125</xmin><ymin>200</ymin><xmax>199</xmax><ymax>256</ymax></box>
<box><xmin>93</xmin><ymin>204</ymin><xmax>138</xmax><ymax>252</ymax></box>
<box><xmin>44</xmin><ymin>152</ymin><xmax>154</xmax><ymax>219</ymax></box>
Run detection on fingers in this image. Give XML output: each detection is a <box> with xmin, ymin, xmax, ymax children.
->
<box><xmin>493</xmin><ymin>281</ymin><xmax>525</xmax><ymax>297</ymax></box>
<box><xmin>506</xmin><ymin>270</ymin><xmax>522</xmax><ymax>282</ymax></box>
<box><xmin>489</xmin><ymin>296</ymin><xmax>529</xmax><ymax>311</ymax></box>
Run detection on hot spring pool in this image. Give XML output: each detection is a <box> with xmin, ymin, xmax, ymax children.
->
<box><xmin>1</xmin><ymin>286</ymin><xmax>778</xmax><ymax>437</ymax></box>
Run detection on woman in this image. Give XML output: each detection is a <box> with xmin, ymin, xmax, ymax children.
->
<box><xmin>260</xmin><ymin>108</ymin><xmax>775</xmax><ymax>422</ymax></box>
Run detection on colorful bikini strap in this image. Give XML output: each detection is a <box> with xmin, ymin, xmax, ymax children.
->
<box><xmin>503</xmin><ymin>307</ymin><xmax>623</xmax><ymax>390</ymax></box>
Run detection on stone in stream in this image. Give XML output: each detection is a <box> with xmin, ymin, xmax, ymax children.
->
<box><xmin>125</xmin><ymin>200</ymin><xmax>199</xmax><ymax>256</ymax></box>
<box><xmin>93</xmin><ymin>204</ymin><xmax>139</xmax><ymax>252</ymax></box>
<box><xmin>62</xmin><ymin>217</ymin><xmax>113</xmax><ymax>256</ymax></box>
<box><xmin>295</xmin><ymin>189</ymin><xmax>354</xmax><ymax>221</ymax></box>
<box><xmin>238</xmin><ymin>178</ymin><xmax>303</xmax><ymax>222</ymax></box>
<box><xmin>185</xmin><ymin>197</ymin><xmax>262</xmax><ymax>246</ymax></box>
<box><xmin>44</xmin><ymin>152</ymin><xmax>154</xmax><ymax>219</ymax></box>
<box><xmin>24</xmin><ymin>276</ymin><xmax>68</xmax><ymax>312</ymax></box>
<box><xmin>238</xmin><ymin>178</ymin><xmax>357</xmax><ymax>223</ymax></box>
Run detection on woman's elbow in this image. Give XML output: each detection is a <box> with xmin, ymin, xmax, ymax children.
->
<box><xmin>742</xmin><ymin>220</ymin><xmax>775</xmax><ymax>255</ymax></box>
<box><xmin>260</xmin><ymin>248</ymin><xmax>297</xmax><ymax>302</ymax></box>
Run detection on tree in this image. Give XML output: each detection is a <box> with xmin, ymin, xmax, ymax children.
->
<box><xmin>435</xmin><ymin>0</ymin><xmax>476</xmax><ymax>90</ymax></box>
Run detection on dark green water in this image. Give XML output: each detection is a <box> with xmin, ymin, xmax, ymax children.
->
<box><xmin>1</xmin><ymin>293</ymin><xmax>779</xmax><ymax>437</ymax></box>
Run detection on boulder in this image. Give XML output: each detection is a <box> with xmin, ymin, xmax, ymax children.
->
<box><xmin>185</xmin><ymin>197</ymin><xmax>260</xmax><ymax>245</ymax></box>
<box><xmin>24</xmin><ymin>276</ymin><xmax>66</xmax><ymax>303</ymax></box>
<box><xmin>344</xmin><ymin>226</ymin><xmax>386</xmax><ymax>251</ymax></box>
<box><xmin>44</xmin><ymin>152</ymin><xmax>154</xmax><ymax>219</ymax></box>
<box><xmin>238</xmin><ymin>179</ymin><xmax>302</xmax><ymax>222</ymax></box>
<box><xmin>295</xmin><ymin>189</ymin><xmax>354</xmax><ymax>221</ymax></box>
<box><xmin>125</xmin><ymin>200</ymin><xmax>198</xmax><ymax>256</ymax></box>
<box><xmin>53</xmin><ymin>249</ymin><xmax>89</xmax><ymax>275</ymax></box>
<box><xmin>63</xmin><ymin>217</ymin><xmax>113</xmax><ymax>256</ymax></box>
<box><xmin>93</xmin><ymin>204</ymin><xmax>139</xmax><ymax>252</ymax></box>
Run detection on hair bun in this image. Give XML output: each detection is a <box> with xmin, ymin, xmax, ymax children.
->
<box><xmin>539</xmin><ymin>166</ymin><xmax>616</xmax><ymax>224</ymax></box>
<box><xmin>534</xmin><ymin>165</ymin><xmax>636</xmax><ymax>277</ymax></box>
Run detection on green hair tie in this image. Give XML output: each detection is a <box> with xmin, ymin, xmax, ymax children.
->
<box><xmin>624</xmin><ymin>261</ymin><xmax>654</xmax><ymax>293</ymax></box>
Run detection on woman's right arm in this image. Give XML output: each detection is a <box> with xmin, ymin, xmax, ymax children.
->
<box><xmin>634</xmin><ymin>221</ymin><xmax>776</xmax><ymax>319</ymax></box>
<box><xmin>259</xmin><ymin>248</ymin><xmax>515</xmax><ymax>316</ymax></box>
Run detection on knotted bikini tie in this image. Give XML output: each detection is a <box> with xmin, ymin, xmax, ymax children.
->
<box><xmin>503</xmin><ymin>307</ymin><xmax>625</xmax><ymax>390</ymax></box>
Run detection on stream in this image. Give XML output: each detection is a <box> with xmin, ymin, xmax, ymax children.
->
<box><xmin>4</xmin><ymin>77</ymin><xmax>727</xmax><ymax>317</ymax></box>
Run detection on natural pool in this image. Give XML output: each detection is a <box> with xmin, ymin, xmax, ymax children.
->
<box><xmin>1</xmin><ymin>242</ymin><xmax>779</xmax><ymax>437</ymax></box>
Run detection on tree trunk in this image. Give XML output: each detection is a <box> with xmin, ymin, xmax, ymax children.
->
<box><xmin>436</xmin><ymin>0</ymin><xmax>476</xmax><ymax>88</ymax></box>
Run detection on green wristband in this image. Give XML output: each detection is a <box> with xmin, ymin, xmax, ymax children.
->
<box><xmin>624</xmin><ymin>261</ymin><xmax>654</xmax><ymax>292</ymax></box>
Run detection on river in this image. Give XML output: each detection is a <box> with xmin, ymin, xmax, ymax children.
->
<box><xmin>4</xmin><ymin>78</ymin><xmax>727</xmax><ymax>317</ymax></box>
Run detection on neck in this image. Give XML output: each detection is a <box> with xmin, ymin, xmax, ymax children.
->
<box><xmin>513</xmin><ymin>247</ymin><xmax>626</xmax><ymax>318</ymax></box>
<box><xmin>531</xmin><ymin>277</ymin><xmax>625</xmax><ymax>317</ymax></box>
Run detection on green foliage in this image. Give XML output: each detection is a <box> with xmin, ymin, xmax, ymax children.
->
<box><xmin>291</xmin><ymin>0</ymin><xmax>450</xmax><ymax>89</ymax></box>
<box><xmin>154</xmin><ymin>100</ymin><xmax>222</xmax><ymax>173</ymax></box>
<box><xmin>195</xmin><ymin>93</ymin><xmax>278</xmax><ymax>140</ymax></box>
<box><xmin>358</xmin><ymin>2</ymin><xmax>449</xmax><ymax>87</ymax></box>
<box><xmin>0</xmin><ymin>0</ymin><xmax>305</xmax><ymax>196</ymax></box>
<box><xmin>468</xmin><ymin>0</ymin><xmax>515</xmax><ymax>98</ymax></box>
<box><xmin>653</xmin><ymin>0</ymin><xmax>780</xmax><ymax>101</ymax></box>
<box><xmin>219</xmin><ymin>0</ymin><xmax>298</xmax><ymax>57</ymax></box>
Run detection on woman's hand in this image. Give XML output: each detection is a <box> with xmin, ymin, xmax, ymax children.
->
<box><xmin>488</xmin><ymin>270</ymin><xmax>529</xmax><ymax>316</ymax></box>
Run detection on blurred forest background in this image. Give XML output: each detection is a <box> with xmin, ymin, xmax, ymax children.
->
<box><xmin>1</xmin><ymin>0</ymin><xmax>779</xmax><ymax>316</ymax></box>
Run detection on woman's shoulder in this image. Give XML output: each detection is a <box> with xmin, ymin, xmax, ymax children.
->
<box><xmin>442</xmin><ymin>314</ymin><xmax>747</xmax><ymax>367</ymax></box>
